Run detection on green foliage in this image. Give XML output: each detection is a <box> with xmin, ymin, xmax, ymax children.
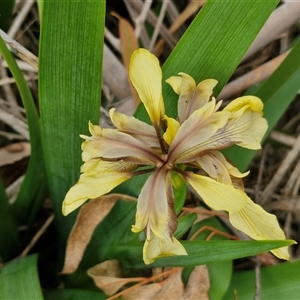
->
<box><xmin>223</xmin><ymin>260</ymin><xmax>300</xmax><ymax>299</ymax></box>
<box><xmin>0</xmin><ymin>255</ymin><xmax>43</xmax><ymax>299</ymax></box>
<box><xmin>0</xmin><ymin>178</ymin><xmax>21</xmax><ymax>261</ymax></box>
<box><xmin>39</xmin><ymin>0</ymin><xmax>106</xmax><ymax>252</ymax></box>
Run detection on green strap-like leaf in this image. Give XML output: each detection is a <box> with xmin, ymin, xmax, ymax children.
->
<box><xmin>39</xmin><ymin>0</ymin><xmax>106</xmax><ymax>253</ymax></box>
<box><xmin>0</xmin><ymin>34</ymin><xmax>47</xmax><ymax>226</ymax></box>
<box><xmin>0</xmin><ymin>254</ymin><xmax>43</xmax><ymax>299</ymax></box>
<box><xmin>223</xmin><ymin>260</ymin><xmax>300</xmax><ymax>299</ymax></box>
<box><xmin>119</xmin><ymin>240</ymin><xmax>294</xmax><ymax>268</ymax></box>
<box><xmin>0</xmin><ymin>178</ymin><xmax>21</xmax><ymax>261</ymax></box>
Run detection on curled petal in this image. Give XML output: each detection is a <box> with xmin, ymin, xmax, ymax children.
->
<box><xmin>132</xmin><ymin>167</ymin><xmax>177</xmax><ymax>239</ymax></box>
<box><xmin>230</xmin><ymin>198</ymin><xmax>289</xmax><ymax>260</ymax></box>
<box><xmin>143</xmin><ymin>232</ymin><xmax>187</xmax><ymax>265</ymax></box>
<box><xmin>81</xmin><ymin>124</ymin><xmax>163</xmax><ymax>166</ymax></box>
<box><xmin>217</xmin><ymin>96</ymin><xmax>267</xmax><ymax>150</ymax></box>
<box><xmin>179</xmin><ymin>96</ymin><xmax>268</xmax><ymax>156</ymax></box>
<box><xmin>163</xmin><ymin>116</ymin><xmax>180</xmax><ymax>146</ymax></box>
<box><xmin>197</xmin><ymin>153</ymin><xmax>232</xmax><ymax>185</ymax></box>
<box><xmin>129</xmin><ymin>48</ymin><xmax>165</xmax><ymax>127</ymax></box>
<box><xmin>184</xmin><ymin>172</ymin><xmax>246</xmax><ymax>212</ymax></box>
<box><xmin>166</xmin><ymin>73</ymin><xmax>218</xmax><ymax>123</ymax></box>
<box><xmin>197</xmin><ymin>151</ymin><xmax>249</xmax><ymax>185</ymax></box>
<box><xmin>109</xmin><ymin>108</ymin><xmax>159</xmax><ymax>148</ymax></box>
<box><xmin>62</xmin><ymin>160</ymin><xmax>136</xmax><ymax>215</ymax></box>
<box><xmin>168</xmin><ymin>100</ymin><xmax>228</xmax><ymax>164</ymax></box>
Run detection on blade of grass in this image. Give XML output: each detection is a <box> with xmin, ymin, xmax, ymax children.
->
<box><xmin>0</xmin><ymin>178</ymin><xmax>21</xmax><ymax>261</ymax></box>
<box><xmin>39</xmin><ymin>1</ymin><xmax>106</xmax><ymax>256</ymax></box>
<box><xmin>0</xmin><ymin>254</ymin><xmax>43</xmax><ymax>300</ymax></box>
<box><xmin>224</xmin><ymin>37</ymin><xmax>300</xmax><ymax>171</ymax></box>
<box><xmin>0</xmin><ymin>35</ymin><xmax>47</xmax><ymax>226</ymax></box>
<box><xmin>119</xmin><ymin>240</ymin><xmax>294</xmax><ymax>268</ymax></box>
<box><xmin>223</xmin><ymin>260</ymin><xmax>300</xmax><ymax>299</ymax></box>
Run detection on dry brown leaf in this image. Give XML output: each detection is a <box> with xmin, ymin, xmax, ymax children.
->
<box><xmin>121</xmin><ymin>268</ymin><xmax>184</xmax><ymax>300</ymax></box>
<box><xmin>181</xmin><ymin>265</ymin><xmax>209</xmax><ymax>300</ymax></box>
<box><xmin>218</xmin><ymin>50</ymin><xmax>290</xmax><ymax>99</ymax></box>
<box><xmin>61</xmin><ymin>194</ymin><xmax>137</xmax><ymax>274</ymax></box>
<box><xmin>112</xmin><ymin>12</ymin><xmax>140</xmax><ymax>107</ymax></box>
<box><xmin>106</xmin><ymin>265</ymin><xmax>210</xmax><ymax>300</ymax></box>
<box><xmin>88</xmin><ymin>260</ymin><xmax>144</xmax><ymax>295</ymax></box>
<box><xmin>0</xmin><ymin>142</ymin><xmax>30</xmax><ymax>167</ymax></box>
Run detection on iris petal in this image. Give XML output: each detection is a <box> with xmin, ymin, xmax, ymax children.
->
<box><xmin>109</xmin><ymin>108</ymin><xmax>159</xmax><ymax>148</ymax></box>
<box><xmin>132</xmin><ymin>167</ymin><xmax>176</xmax><ymax>238</ymax></box>
<box><xmin>81</xmin><ymin>124</ymin><xmax>163</xmax><ymax>166</ymax></box>
<box><xmin>129</xmin><ymin>49</ymin><xmax>165</xmax><ymax>128</ymax></box>
<box><xmin>143</xmin><ymin>233</ymin><xmax>187</xmax><ymax>265</ymax></box>
<box><xmin>163</xmin><ymin>116</ymin><xmax>180</xmax><ymax>146</ymax></box>
<box><xmin>230</xmin><ymin>198</ymin><xmax>289</xmax><ymax>259</ymax></box>
<box><xmin>62</xmin><ymin>160</ymin><xmax>135</xmax><ymax>215</ymax></box>
<box><xmin>168</xmin><ymin>100</ymin><xmax>228</xmax><ymax>164</ymax></box>
<box><xmin>167</xmin><ymin>73</ymin><xmax>218</xmax><ymax>123</ymax></box>
<box><xmin>184</xmin><ymin>172</ymin><xmax>246</xmax><ymax>212</ymax></box>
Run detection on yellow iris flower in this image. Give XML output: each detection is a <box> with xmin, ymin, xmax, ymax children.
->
<box><xmin>62</xmin><ymin>48</ymin><xmax>289</xmax><ymax>264</ymax></box>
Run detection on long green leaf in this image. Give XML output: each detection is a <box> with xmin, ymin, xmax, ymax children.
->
<box><xmin>0</xmin><ymin>34</ymin><xmax>46</xmax><ymax>226</ymax></box>
<box><xmin>44</xmin><ymin>289</ymin><xmax>106</xmax><ymax>300</ymax></box>
<box><xmin>39</xmin><ymin>1</ymin><xmax>105</xmax><ymax>255</ymax></box>
<box><xmin>119</xmin><ymin>240</ymin><xmax>293</xmax><ymax>268</ymax></box>
<box><xmin>223</xmin><ymin>260</ymin><xmax>300</xmax><ymax>299</ymax></box>
<box><xmin>225</xmin><ymin>38</ymin><xmax>300</xmax><ymax>171</ymax></box>
<box><xmin>0</xmin><ymin>254</ymin><xmax>43</xmax><ymax>299</ymax></box>
<box><xmin>0</xmin><ymin>178</ymin><xmax>21</xmax><ymax>261</ymax></box>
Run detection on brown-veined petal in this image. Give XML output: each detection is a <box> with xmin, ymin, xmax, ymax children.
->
<box><xmin>168</xmin><ymin>100</ymin><xmax>229</xmax><ymax>164</ymax></box>
<box><xmin>81</xmin><ymin>125</ymin><xmax>164</xmax><ymax>166</ymax></box>
<box><xmin>132</xmin><ymin>167</ymin><xmax>177</xmax><ymax>239</ymax></box>
<box><xmin>166</xmin><ymin>73</ymin><xmax>218</xmax><ymax>123</ymax></box>
<box><xmin>184</xmin><ymin>172</ymin><xmax>246</xmax><ymax>212</ymax></box>
<box><xmin>210</xmin><ymin>151</ymin><xmax>249</xmax><ymax>178</ymax></box>
<box><xmin>109</xmin><ymin>108</ymin><xmax>160</xmax><ymax>148</ymax></box>
<box><xmin>221</xmin><ymin>96</ymin><xmax>268</xmax><ymax>149</ymax></box>
<box><xmin>143</xmin><ymin>232</ymin><xmax>187</xmax><ymax>264</ymax></box>
<box><xmin>129</xmin><ymin>48</ymin><xmax>165</xmax><ymax>128</ymax></box>
<box><xmin>197</xmin><ymin>153</ymin><xmax>232</xmax><ymax>185</ymax></box>
<box><xmin>173</xmin><ymin>96</ymin><xmax>267</xmax><ymax>161</ymax></box>
<box><xmin>230</xmin><ymin>198</ymin><xmax>290</xmax><ymax>260</ymax></box>
<box><xmin>62</xmin><ymin>160</ymin><xmax>136</xmax><ymax>215</ymax></box>
<box><xmin>197</xmin><ymin>151</ymin><xmax>249</xmax><ymax>185</ymax></box>
<box><xmin>163</xmin><ymin>116</ymin><xmax>180</xmax><ymax>146</ymax></box>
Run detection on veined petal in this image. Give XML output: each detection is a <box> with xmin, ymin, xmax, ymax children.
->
<box><xmin>109</xmin><ymin>108</ymin><xmax>160</xmax><ymax>148</ymax></box>
<box><xmin>132</xmin><ymin>167</ymin><xmax>177</xmax><ymax>239</ymax></box>
<box><xmin>129</xmin><ymin>49</ymin><xmax>165</xmax><ymax>127</ymax></box>
<box><xmin>143</xmin><ymin>232</ymin><xmax>187</xmax><ymax>264</ymax></box>
<box><xmin>181</xmin><ymin>96</ymin><xmax>268</xmax><ymax>155</ymax></box>
<box><xmin>167</xmin><ymin>73</ymin><xmax>218</xmax><ymax>123</ymax></box>
<box><xmin>163</xmin><ymin>116</ymin><xmax>180</xmax><ymax>146</ymax></box>
<box><xmin>197</xmin><ymin>151</ymin><xmax>249</xmax><ymax>185</ymax></box>
<box><xmin>168</xmin><ymin>100</ymin><xmax>229</xmax><ymax>164</ymax></box>
<box><xmin>184</xmin><ymin>172</ymin><xmax>246</xmax><ymax>212</ymax></box>
<box><xmin>81</xmin><ymin>125</ymin><xmax>163</xmax><ymax>166</ymax></box>
<box><xmin>62</xmin><ymin>160</ymin><xmax>135</xmax><ymax>215</ymax></box>
<box><xmin>230</xmin><ymin>198</ymin><xmax>289</xmax><ymax>260</ymax></box>
<box><xmin>197</xmin><ymin>153</ymin><xmax>232</xmax><ymax>185</ymax></box>
<box><xmin>210</xmin><ymin>151</ymin><xmax>249</xmax><ymax>178</ymax></box>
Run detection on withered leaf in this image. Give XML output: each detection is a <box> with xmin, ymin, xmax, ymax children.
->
<box><xmin>61</xmin><ymin>194</ymin><xmax>136</xmax><ymax>274</ymax></box>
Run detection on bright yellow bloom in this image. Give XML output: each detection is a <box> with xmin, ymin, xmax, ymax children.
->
<box><xmin>62</xmin><ymin>48</ymin><xmax>289</xmax><ymax>264</ymax></box>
